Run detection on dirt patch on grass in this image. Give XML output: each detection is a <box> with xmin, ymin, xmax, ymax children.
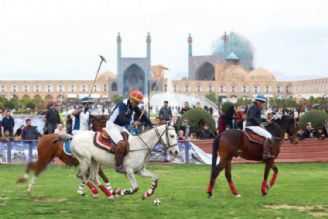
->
<box><xmin>32</xmin><ymin>197</ymin><xmax>67</xmax><ymax>203</ymax></box>
<box><xmin>263</xmin><ymin>205</ymin><xmax>328</xmax><ymax>217</ymax></box>
<box><xmin>0</xmin><ymin>197</ymin><xmax>10</xmax><ymax>201</ymax></box>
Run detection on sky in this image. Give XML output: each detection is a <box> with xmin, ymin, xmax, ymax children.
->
<box><xmin>0</xmin><ymin>0</ymin><xmax>327</xmax><ymax>81</ymax></box>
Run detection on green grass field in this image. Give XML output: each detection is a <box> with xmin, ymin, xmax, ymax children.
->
<box><xmin>0</xmin><ymin>163</ymin><xmax>328</xmax><ymax>219</ymax></box>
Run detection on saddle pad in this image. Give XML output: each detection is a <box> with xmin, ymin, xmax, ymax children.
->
<box><xmin>244</xmin><ymin>129</ymin><xmax>265</xmax><ymax>145</ymax></box>
<box><xmin>63</xmin><ymin>140</ymin><xmax>72</xmax><ymax>156</ymax></box>
<box><xmin>93</xmin><ymin>132</ymin><xmax>116</xmax><ymax>154</ymax></box>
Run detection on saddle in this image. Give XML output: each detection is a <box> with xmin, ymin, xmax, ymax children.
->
<box><xmin>244</xmin><ymin>128</ymin><xmax>265</xmax><ymax>145</ymax></box>
<box><xmin>93</xmin><ymin>129</ymin><xmax>129</xmax><ymax>154</ymax></box>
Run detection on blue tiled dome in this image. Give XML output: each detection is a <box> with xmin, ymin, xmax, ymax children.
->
<box><xmin>212</xmin><ymin>32</ymin><xmax>254</xmax><ymax>70</ymax></box>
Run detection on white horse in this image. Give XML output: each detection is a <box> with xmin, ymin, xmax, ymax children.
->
<box><xmin>69</xmin><ymin>124</ymin><xmax>179</xmax><ymax>200</ymax></box>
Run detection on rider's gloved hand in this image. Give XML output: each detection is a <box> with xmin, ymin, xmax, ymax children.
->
<box><xmin>133</xmin><ymin>121</ymin><xmax>142</xmax><ymax>126</ymax></box>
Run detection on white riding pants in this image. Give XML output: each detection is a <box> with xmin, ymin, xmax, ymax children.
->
<box><xmin>105</xmin><ymin>121</ymin><xmax>129</xmax><ymax>144</ymax></box>
<box><xmin>246</xmin><ymin>126</ymin><xmax>272</xmax><ymax>139</ymax></box>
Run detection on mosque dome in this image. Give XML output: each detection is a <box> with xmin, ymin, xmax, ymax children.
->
<box><xmin>221</xmin><ymin>64</ymin><xmax>248</xmax><ymax>82</ymax></box>
<box><xmin>96</xmin><ymin>71</ymin><xmax>117</xmax><ymax>81</ymax></box>
<box><xmin>246</xmin><ymin>67</ymin><xmax>276</xmax><ymax>82</ymax></box>
<box><xmin>212</xmin><ymin>32</ymin><xmax>254</xmax><ymax>71</ymax></box>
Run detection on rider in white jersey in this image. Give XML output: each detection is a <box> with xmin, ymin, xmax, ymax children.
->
<box><xmin>71</xmin><ymin>97</ymin><xmax>94</xmax><ymax>135</ymax></box>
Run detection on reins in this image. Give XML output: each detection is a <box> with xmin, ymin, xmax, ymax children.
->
<box><xmin>128</xmin><ymin>125</ymin><xmax>177</xmax><ymax>153</ymax></box>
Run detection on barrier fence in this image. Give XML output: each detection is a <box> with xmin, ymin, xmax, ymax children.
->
<box><xmin>2</xmin><ymin>139</ymin><xmax>327</xmax><ymax>164</ymax></box>
<box><xmin>0</xmin><ymin>140</ymin><xmax>196</xmax><ymax>164</ymax></box>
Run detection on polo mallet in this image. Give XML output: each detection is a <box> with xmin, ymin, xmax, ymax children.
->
<box><xmin>88</xmin><ymin>55</ymin><xmax>107</xmax><ymax>99</ymax></box>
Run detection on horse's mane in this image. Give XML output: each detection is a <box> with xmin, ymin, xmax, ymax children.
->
<box><xmin>266</xmin><ymin>115</ymin><xmax>295</xmax><ymax>138</ymax></box>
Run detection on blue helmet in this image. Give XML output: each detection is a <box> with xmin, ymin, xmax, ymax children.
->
<box><xmin>81</xmin><ymin>97</ymin><xmax>94</xmax><ymax>103</ymax></box>
<box><xmin>255</xmin><ymin>95</ymin><xmax>266</xmax><ymax>103</ymax></box>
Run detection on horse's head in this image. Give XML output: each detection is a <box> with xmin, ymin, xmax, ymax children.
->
<box><xmin>272</xmin><ymin>115</ymin><xmax>299</xmax><ymax>144</ymax></box>
<box><xmin>91</xmin><ymin>115</ymin><xmax>109</xmax><ymax>132</ymax></box>
<box><xmin>156</xmin><ymin>124</ymin><xmax>180</xmax><ymax>157</ymax></box>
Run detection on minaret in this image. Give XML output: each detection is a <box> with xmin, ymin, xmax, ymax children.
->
<box><xmin>145</xmin><ymin>32</ymin><xmax>151</xmax><ymax>96</ymax></box>
<box><xmin>117</xmin><ymin>32</ymin><xmax>123</xmax><ymax>95</ymax></box>
<box><xmin>188</xmin><ymin>33</ymin><xmax>193</xmax><ymax>79</ymax></box>
<box><xmin>222</xmin><ymin>32</ymin><xmax>229</xmax><ymax>57</ymax></box>
<box><xmin>188</xmin><ymin>33</ymin><xmax>193</xmax><ymax>57</ymax></box>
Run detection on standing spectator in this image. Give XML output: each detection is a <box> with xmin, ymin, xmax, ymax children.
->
<box><xmin>66</xmin><ymin>115</ymin><xmax>73</xmax><ymax>135</ymax></box>
<box><xmin>45</xmin><ymin>103</ymin><xmax>61</xmax><ymax>134</ymax></box>
<box><xmin>177</xmin><ymin>130</ymin><xmax>186</xmax><ymax>140</ymax></box>
<box><xmin>21</xmin><ymin>119</ymin><xmax>39</xmax><ymax>140</ymax></box>
<box><xmin>300</xmin><ymin>122</ymin><xmax>314</xmax><ymax>140</ymax></box>
<box><xmin>224</xmin><ymin>105</ymin><xmax>234</xmax><ymax>130</ymax></box>
<box><xmin>159</xmin><ymin>101</ymin><xmax>172</xmax><ymax>122</ymax></box>
<box><xmin>265</xmin><ymin>111</ymin><xmax>273</xmax><ymax>126</ymax></box>
<box><xmin>179</xmin><ymin>119</ymin><xmax>192</xmax><ymax>139</ymax></box>
<box><xmin>13</xmin><ymin>125</ymin><xmax>24</xmax><ymax>141</ymax></box>
<box><xmin>1</xmin><ymin>130</ymin><xmax>13</xmax><ymax>141</ymax></box>
<box><xmin>54</xmin><ymin>123</ymin><xmax>66</xmax><ymax>135</ymax></box>
<box><xmin>0</xmin><ymin>109</ymin><xmax>3</xmax><ymax>137</ymax></box>
<box><xmin>217</xmin><ymin>111</ymin><xmax>225</xmax><ymax>134</ymax></box>
<box><xmin>234</xmin><ymin>105</ymin><xmax>244</xmax><ymax>130</ymax></box>
<box><xmin>198</xmin><ymin>122</ymin><xmax>216</xmax><ymax>139</ymax></box>
<box><xmin>1</xmin><ymin>111</ymin><xmax>15</xmax><ymax>137</ymax></box>
<box><xmin>180</xmin><ymin>101</ymin><xmax>190</xmax><ymax>115</ymax></box>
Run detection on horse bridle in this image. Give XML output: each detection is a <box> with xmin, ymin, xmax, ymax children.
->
<box><xmin>154</xmin><ymin>125</ymin><xmax>178</xmax><ymax>150</ymax></box>
<box><xmin>130</xmin><ymin>125</ymin><xmax>178</xmax><ymax>153</ymax></box>
<box><xmin>271</xmin><ymin>118</ymin><xmax>298</xmax><ymax>143</ymax></box>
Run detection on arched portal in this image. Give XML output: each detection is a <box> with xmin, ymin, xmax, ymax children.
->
<box><xmin>22</xmin><ymin>94</ymin><xmax>30</xmax><ymax>100</ymax></box>
<box><xmin>195</xmin><ymin>62</ymin><xmax>215</xmax><ymax>81</ymax></box>
<box><xmin>34</xmin><ymin>94</ymin><xmax>42</xmax><ymax>100</ymax></box>
<box><xmin>123</xmin><ymin>64</ymin><xmax>145</xmax><ymax>96</ymax></box>
<box><xmin>45</xmin><ymin>95</ymin><xmax>53</xmax><ymax>102</ymax></box>
<box><xmin>111</xmin><ymin>82</ymin><xmax>118</xmax><ymax>92</ymax></box>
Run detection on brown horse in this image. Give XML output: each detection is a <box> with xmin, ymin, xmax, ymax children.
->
<box><xmin>207</xmin><ymin>115</ymin><xmax>298</xmax><ymax>198</ymax></box>
<box><xmin>17</xmin><ymin>115</ymin><xmax>110</xmax><ymax>195</ymax></box>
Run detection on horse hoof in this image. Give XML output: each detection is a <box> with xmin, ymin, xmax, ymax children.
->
<box><xmin>207</xmin><ymin>192</ymin><xmax>213</xmax><ymax>199</ymax></box>
<box><xmin>108</xmin><ymin>196</ymin><xmax>115</xmax><ymax>201</ymax></box>
<box><xmin>93</xmin><ymin>194</ymin><xmax>99</xmax><ymax>199</ymax></box>
<box><xmin>266</xmin><ymin>184</ymin><xmax>271</xmax><ymax>190</ymax></box>
<box><xmin>262</xmin><ymin>192</ymin><xmax>268</xmax><ymax>196</ymax></box>
<box><xmin>235</xmin><ymin>193</ymin><xmax>241</xmax><ymax>198</ymax></box>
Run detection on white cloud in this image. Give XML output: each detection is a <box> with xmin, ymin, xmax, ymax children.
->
<box><xmin>0</xmin><ymin>0</ymin><xmax>327</xmax><ymax>80</ymax></box>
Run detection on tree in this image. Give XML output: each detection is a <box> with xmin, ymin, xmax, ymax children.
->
<box><xmin>176</xmin><ymin>108</ymin><xmax>216</xmax><ymax>135</ymax></box>
<box><xmin>205</xmin><ymin>92</ymin><xmax>218</xmax><ymax>105</ymax></box>
<box><xmin>25</xmin><ymin>101</ymin><xmax>36</xmax><ymax>110</ymax></box>
<box><xmin>4</xmin><ymin>99</ymin><xmax>17</xmax><ymax>110</ymax></box>
<box><xmin>299</xmin><ymin>110</ymin><xmax>328</xmax><ymax>129</ymax></box>
<box><xmin>111</xmin><ymin>94</ymin><xmax>124</xmax><ymax>104</ymax></box>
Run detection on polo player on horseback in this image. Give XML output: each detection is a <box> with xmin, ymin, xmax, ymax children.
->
<box><xmin>105</xmin><ymin>90</ymin><xmax>152</xmax><ymax>173</ymax></box>
<box><xmin>71</xmin><ymin>97</ymin><xmax>94</xmax><ymax>134</ymax></box>
<box><xmin>246</xmin><ymin>94</ymin><xmax>275</xmax><ymax>160</ymax></box>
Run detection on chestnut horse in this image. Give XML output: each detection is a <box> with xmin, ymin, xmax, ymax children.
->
<box><xmin>207</xmin><ymin>115</ymin><xmax>298</xmax><ymax>198</ymax></box>
<box><xmin>17</xmin><ymin>115</ymin><xmax>110</xmax><ymax>195</ymax></box>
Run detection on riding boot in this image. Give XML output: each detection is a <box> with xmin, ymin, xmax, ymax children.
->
<box><xmin>115</xmin><ymin>141</ymin><xmax>127</xmax><ymax>174</ymax></box>
<box><xmin>263</xmin><ymin>139</ymin><xmax>275</xmax><ymax>161</ymax></box>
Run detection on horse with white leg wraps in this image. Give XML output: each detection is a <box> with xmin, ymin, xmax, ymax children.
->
<box><xmin>62</xmin><ymin>124</ymin><xmax>179</xmax><ymax>200</ymax></box>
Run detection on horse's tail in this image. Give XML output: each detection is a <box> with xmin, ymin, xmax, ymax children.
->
<box><xmin>211</xmin><ymin>134</ymin><xmax>220</xmax><ymax>179</ymax></box>
<box><xmin>208</xmin><ymin>134</ymin><xmax>221</xmax><ymax>197</ymax></box>
<box><xmin>53</xmin><ymin>134</ymin><xmax>73</xmax><ymax>144</ymax></box>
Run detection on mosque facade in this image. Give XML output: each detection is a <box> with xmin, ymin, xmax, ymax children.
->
<box><xmin>0</xmin><ymin>32</ymin><xmax>327</xmax><ymax>102</ymax></box>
